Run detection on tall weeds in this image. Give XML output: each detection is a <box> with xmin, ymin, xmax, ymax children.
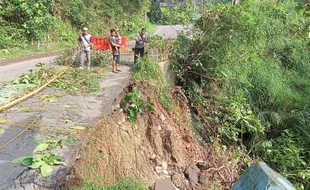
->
<box><xmin>171</xmin><ymin>0</ymin><xmax>310</xmax><ymax>188</ymax></box>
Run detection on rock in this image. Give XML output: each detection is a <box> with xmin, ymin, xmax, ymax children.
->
<box><xmin>153</xmin><ymin>178</ymin><xmax>178</xmax><ymax>190</ymax></box>
<box><xmin>117</xmin><ymin>115</ymin><xmax>126</xmax><ymax>125</ymax></box>
<box><xmin>162</xmin><ymin>169</ymin><xmax>169</xmax><ymax>175</ymax></box>
<box><xmin>155</xmin><ymin>166</ymin><xmax>162</xmax><ymax>174</ymax></box>
<box><xmin>150</xmin><ymin>154</ymin><xmax>157</xmax><ymax>160</ymax></box>
<box><xmin>158</xmin><ymin>125</ymin><xmax>162</xmax><ymax>131</ymax></box>
<box><xmin>159</xmin><ymin>113</ymin><xmax>166</xmax><ymax>122</ymax></box>
<box><xmin>196</xmin><ymin>162</ymin><xmax>210</xmax><ymax>170</ymax></box>
<box><xmin>162</xmin><ymin>161</ymin><xmax>168</xmax><ymax>170</ymax></box>
<box><xmin>232</xmin><ymin>162</ymin><xmax>296</xmax><ymax>190</ymax></box>
<box><xmin>183</xmin><ymin>179</ymin><xmax>190</xmax><ymax>190</ymax></box>
<box><xmin>120</xmin><ymin>115</ymin><xmax>126</xmax><ymax>123</ymax></box>
<box><xmin>156</xmin><ymin>159</ymin><xmax>162</xmax><ymax>166</ymax></box>
<box><xmin>185</xmin><ymin>164</ymin><xmax>200</xmax><ymax>186</ymax></box>
<box><xmin>171</xmin><ymin>174</ymin><xmax>183</xmax><ymax>188</ymax></box>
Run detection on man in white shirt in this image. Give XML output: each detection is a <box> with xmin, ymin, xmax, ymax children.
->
<box><xmin>78</xmin><ymin>27</ymin><xmax>93</xmax><ymax>69</ymax></box>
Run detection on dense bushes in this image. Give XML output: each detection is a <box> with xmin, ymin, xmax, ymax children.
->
<box><xmin>171</xmin><ymin>0</ymin><xmax>310</xmax><ymax>189</ymax></box>
<box><xmin>148</xmin><ymin>0</ymin><xmax>163</xmax><ymax>24</ymax></box>
<box><xmin>0</xmin><ymin>0</ymin><xmax>151</xmax><ymax>50</ymax></box>
<box><xmin>161</xmin><ymin>3</ymin><xmax>195</xmax><ymax>25</ymax></box>
<box><xmin>1</xmin><ymin>0</ymin><xmax>56</xmax><ymax>41</ymax></box>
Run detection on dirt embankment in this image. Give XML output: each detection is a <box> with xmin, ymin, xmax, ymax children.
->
<box><xmin>66</xmin><ymin>81</ymin><xmax>239</xmax><ymax>190</ymax></box>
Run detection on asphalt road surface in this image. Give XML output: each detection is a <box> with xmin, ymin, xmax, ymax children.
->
<box><xmin>0</xmin><ymin>56</ymin><xmax>58</xmax><ymax>83</ymax></box>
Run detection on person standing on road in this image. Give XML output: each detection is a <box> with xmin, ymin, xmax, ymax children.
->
<box><xmin>78</xmin><ymin>27</ymin><xmax>93</xmax><ymax>69</ymax></box>
<box><xmin>115</xmin><ymin>30</ymin><xmax>122</xmax><ymax>71</ymax></box>
<box><xmin>134</xmin><ymin>28</ymin><xmax>148</xmax><ymax>63</ymax></box>
<box><xmin>108</xmin><ymin>29</ymin><xmax>121</xmax><ymax>73</ymax></box>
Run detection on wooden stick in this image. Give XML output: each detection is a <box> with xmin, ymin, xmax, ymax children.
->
<box><xmin>0</xmin><ymin>71</ymin><xmax>65</xmax><ymax>112</ymax></box>
<box><xmin>0</xmin><ymin>114</ymin><xmax>40</xmax><ymax>151</ymax></box>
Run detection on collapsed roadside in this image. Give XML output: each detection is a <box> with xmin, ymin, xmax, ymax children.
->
<box><xmin>67</xmin><ymin>58</ymin><xmax>245</xmax><ymax>190</ymax></box>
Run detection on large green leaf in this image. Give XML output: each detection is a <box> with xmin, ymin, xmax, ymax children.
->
<box><xmin>147</xmin><ymin>104</ymin><xmax>155</xmax><ymax>112</ymax></box>
<box><xmin>33</xmin><ymin>143</ymin><xmax>49</xmax><ymax>152</ymax></box>
<box><xmin>30</xmin><ymin>161</ymin><xmax>45</xmax><ymax>169</ymax></box>
<box><xmin>33</xmin><ymin>154</ymin><xmax>44</xmax><ymax>161</ymax></box>
<box><xmin>120</xmin><ymin>99</ymin><xmax>127</xmax><ymax>108</ymax></box>
<box><xmin>41</xmin><ymin>164</ymin><xmax>53</xmax><ymax>177</ymax></box>
<box><xmin>21</xmin><ymin>157</ymin><xmax>33</xmax><ymax>166</ymax></box>
<box><xmin>52</xmin><ymin>154</ymin><xmax>62</xmax><ymax>161</ymax></box>
<box><xmin>12</xmin><ymin>156</ymin><xmax>33</xmax><ymax>164</ymax></box>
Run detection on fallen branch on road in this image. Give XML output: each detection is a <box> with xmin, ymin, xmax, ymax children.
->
<box><xmin>0</xmin><ymin>71</ymin><xmax>65</xmax><ymax>112</ymax></box>
<box><xmin>0</xmin><ymin>114</ymin><xmax>40</xmax><ymax>151</ymax></box>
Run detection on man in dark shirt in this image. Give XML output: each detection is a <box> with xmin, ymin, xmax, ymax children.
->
<box><xmin>108</xmin><ymin>29</ymin><xmax>121</xmax><ymax>73</ymax></box>
<box><xmin>134</xmin><ymin>28</ymin><xmax>148</xmax><ymax>64</ymax></box>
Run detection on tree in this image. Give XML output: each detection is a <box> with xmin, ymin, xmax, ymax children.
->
<box><xmin>147</xmin><ymin>0</ymin><xmax>163</xmax><ymax>24</ymax></box>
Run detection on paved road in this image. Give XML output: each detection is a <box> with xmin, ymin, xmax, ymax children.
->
<box><xmin>153</xmin><ymin>25</ymin><xmax>192</xmax><ymax>40</ymax></box>
<box><xmin>0</xmin><ymin>62</ymin><xmax>133</xmax><ymax>189</ymax></box>
<box><xmin>0</xmin><ymin>40</ymin><xmax>135</xmax><ymax>83</ymax></box>
<box><xmin>0</xmin><ymin>56</ymin><xmax>58</xmax><ymax>83</ymax></box>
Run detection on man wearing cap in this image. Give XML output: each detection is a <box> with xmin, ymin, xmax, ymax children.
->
<box><xmin>78</xmin><ymin>27</ymin><xmax>93</xmax><ymax>69</ymax></box>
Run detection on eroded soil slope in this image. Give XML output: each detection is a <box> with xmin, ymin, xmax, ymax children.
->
<box><xmin>69</xmin><ymin>81</ymin><xmax>239</xmax><ymax>190</ymax></box>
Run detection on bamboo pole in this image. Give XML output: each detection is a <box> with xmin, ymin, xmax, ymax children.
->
<box><xmin>0</xmin><ymin>71</ymin><xmax>65</xmax><ymax>112</ymax></box>
<box><xmin>0</xmin><ymin>114</ymin><xmax>40</xmax><ymax>151</ymax></box>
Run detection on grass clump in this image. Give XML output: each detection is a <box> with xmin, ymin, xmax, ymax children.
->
<box><xmin>121</xmin><ymin>87</ymin><xmax>155</xmax><ymax>122</ymax></box>
<box><xmin>78</xmin><ymin>179</ymin><xmax>144</xmax><ymax>190</ymax></box>
<box><xmin>132</xmin><ymin>59</ymin><xmax>173</xmax><ymax>110</ymax></box>
<box><xmin>52</xmin><ymin>68</ymin><xmax>104</xmax><ymax>94</ymax></box>
<box><xmin>132</xmin><ymin>59</ymin><xmax>165</xmax><ymax>82</ymax></box>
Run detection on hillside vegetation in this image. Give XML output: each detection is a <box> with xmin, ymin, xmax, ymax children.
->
<box><xmin>171</xmin><ymin>0</ymin><xmax>310</xmax><ymax>189</ymax></box>
<box><xmin>0</xmin><ymin>0</ymin><xmax>152</xmax><ymax>57</ymax></box>
<box><xmin>0</xmin><ymin>0</ymin><xmax>199</xmax><ymax>59</ymax></box>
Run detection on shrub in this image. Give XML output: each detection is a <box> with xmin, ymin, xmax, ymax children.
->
<box><xmin>171</xmin><ymin>0</ymin><xmax>310</xmax><ymax>188</ymax></box>
<box><xmin>148</xmin><ymin>0</ymin><xmax>163</xmax><ymax>24</ymax></box>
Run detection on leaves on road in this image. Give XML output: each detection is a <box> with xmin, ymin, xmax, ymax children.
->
<box><xmin>39</xmin><ymin>94</ymin><xmax>58</xmax><ymax>102</ymax></box>
<box><xmin>70</xmin><ymin>126</ymin><xmax>86</xmax><ymax>130</ymax></box>
<box><xmin>0</xmin><ymin>128</ymin><xmax>5</xmax><ymax>134</ymax></box>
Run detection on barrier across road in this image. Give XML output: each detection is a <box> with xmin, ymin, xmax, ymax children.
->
<box><xmin>92</xmin><ymin>36</ymin><xmax>127</xmax><ymax>51</ymax></box>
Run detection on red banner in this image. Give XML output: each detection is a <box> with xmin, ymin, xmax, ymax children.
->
<box><xmin>92</xmin><ymin>36</ymin><xmax>127</xmax><ymax>51</ymax></box>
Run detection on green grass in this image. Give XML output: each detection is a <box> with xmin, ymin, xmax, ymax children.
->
<box><xmin>132</xmin><ymin>59</ymin><xmax>173</xmax><ymax>110</ymax></box>
<box><xmin>77</xmin><ymin>179</ymin><xmax>145</xmax><ymax>190</ymax></box>
<box><xmin>0</xmin><ymin>42</ymin><xmax>75</xmax><ymax>60</ymax></box>
<box><xmin>50</xmin><ymin>67</ymin><xmax>106</xmax><ymax>94</ymax></box>
<box><xmin>132</xmin><ymin>59</ymin><xmax>164</xmax><ymax>82</ymax></box>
